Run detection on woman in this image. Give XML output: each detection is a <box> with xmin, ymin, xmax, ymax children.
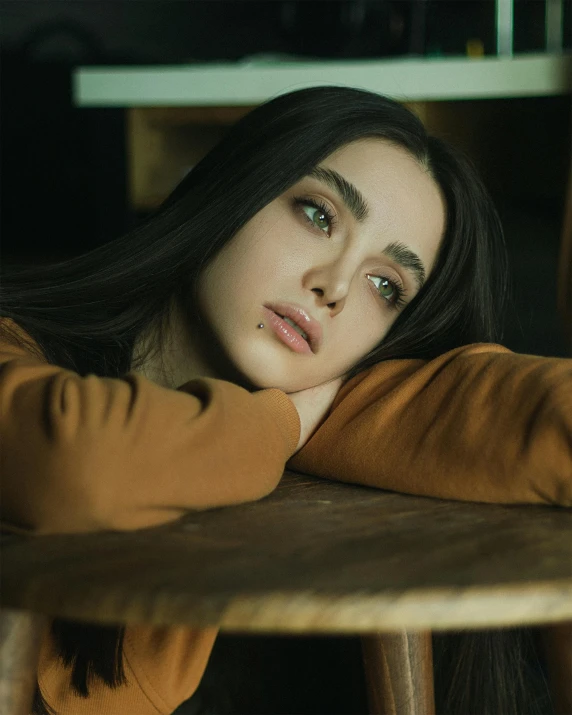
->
<box><xmin>1</xmin><ymin>86</ymin><xmax>569</xmax><ymax>714</ymax></box>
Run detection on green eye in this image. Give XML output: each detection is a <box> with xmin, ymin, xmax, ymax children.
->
<box><xmin>368</xmin><ymin>275</ymin><xmax>395</xmax><ymax>299</ymax></box>
<box><xmin>303</xmin><ymin>205</ymin><xmax>330</xmax><ymax>232</ymax></box>
<box><xmin>378</xmin><ymin>279</ymin><xmax>395</xmax><ymax>300</ymax></box>
<box><xmin>366</xmin><ymin>274</ymin><xmax>407</xmax><ymax>310</ymax></box>
<box><xmin>367</xmin><ymin>274</ymin><xmax>405</xmax><ymax>309</ymax></box>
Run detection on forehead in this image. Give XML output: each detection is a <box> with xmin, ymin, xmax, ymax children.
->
<box><xmin>324</xmin><ymin>138</ymin><xmax>429</xmax><ymax>187</ymax></box>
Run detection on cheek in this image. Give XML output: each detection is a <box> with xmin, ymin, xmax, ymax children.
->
<box><xmin>330</xmin><ymin>302</ymin><xmax>387</xmax><ymax>366</ymax></box>
<box><xmin>357</xmin><ymin>322</ymin><xmax>387</xmax><ymax>358</ymax></box>
<box><xmin>230</xmin><ymin>232</ymin><xmax>309</xmax><ymax>296</ymax></box>
<box><xmin>198</xmin><ymin>228</ymin><xmax>291</xmax><ymax>316</ymax></box>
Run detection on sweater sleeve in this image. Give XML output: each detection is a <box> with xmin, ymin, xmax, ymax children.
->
<box><xmin>38</xmin><ymin>621</ymin><xmax>219</xmax><ymax>715</ymax></box>
<box><xmin>289</xmin><ymin>343</ymin><xmax>572</xmax><ymax>506</ymax></box>
<box><xmin>0</xmin><ymin>321</ymin><xmax>300</xmax><ymax>535</ymax></box>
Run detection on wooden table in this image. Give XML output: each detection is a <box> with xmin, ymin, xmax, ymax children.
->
<box><xmin>2</xmin><ymin>471</ymin><xmax>572</xmax><ymax>714</ymax></box>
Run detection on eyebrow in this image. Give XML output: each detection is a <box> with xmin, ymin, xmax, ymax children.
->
<box><xmin>383</xmin><ymin>241</ymin><xmax>426</xmax><ymax>290</ymax></box>
<box><xmin>308</xmin><ymin>166</ymin><xmax>369</xmax><ymax>223</ymax></box>
<box><xmin>306</xmin><ymin>166</ymin><xmax>427</xmax><ymax>290</ymax></box>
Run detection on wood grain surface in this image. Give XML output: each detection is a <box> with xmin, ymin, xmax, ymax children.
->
<box><xmin>361</xmin><ymin>631</ymin><xmax>435</xmax><ymax>715</ymax></box>
<box><xmin>2</xmin><ymin>472</ymin><xmax>571</xmax><ymax>632</ymax></box>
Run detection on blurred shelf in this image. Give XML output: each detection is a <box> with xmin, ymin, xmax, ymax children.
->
<box><xmin>74</xmin><ymin>54</ymin><xmax>572</xmax><ymax>107</ymax></box>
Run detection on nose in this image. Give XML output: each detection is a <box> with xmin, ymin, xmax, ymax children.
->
<box><xmin>307</xmin><ymin>269</ymin><xmax>351</xmax><ymax>316</ymax></box>
<box><xmin>304</xmin><ymin>249</ymin><xmax>359</xmax><ymax>316</ymax></box>
<box><xmin>311</xmin><ymin>286</ymin><xmax>347</xmax><ymax>316</ymax></box>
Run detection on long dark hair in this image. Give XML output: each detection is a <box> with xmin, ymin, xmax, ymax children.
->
<box><xmin>1</xmin><ymin>86</ymin><xmax>550</xmax><ymax>714</ymax></box>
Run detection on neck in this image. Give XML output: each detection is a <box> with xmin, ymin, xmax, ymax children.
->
<box><xmin>132</xmin><ymin>298</ymin><xmax>257</xmax><ymax>392</ymax></box>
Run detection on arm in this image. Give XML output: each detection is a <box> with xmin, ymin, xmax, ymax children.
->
<box><xmin>0</xmin><ymin>322</ymin><xmax>300</xmax><ymax>534</ymax></box>
<box><xmin>288</xmin><ymin>344</ymin><xmax>572</xmax><ymax>506</ymax></box>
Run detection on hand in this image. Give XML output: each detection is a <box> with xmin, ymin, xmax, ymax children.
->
<box><xmin>287</xmin><ymin>377</ymin><xmax>344</xmax><ymax>454</ymax></box>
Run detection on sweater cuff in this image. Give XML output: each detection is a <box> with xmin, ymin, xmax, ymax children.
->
<box><xmin>251</xmin><ymin>388</ymin><xmax>301</xmax><ymax>458</ymax></box>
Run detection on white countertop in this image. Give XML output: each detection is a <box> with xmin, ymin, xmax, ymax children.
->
<box><xmin>73</xmin><ymin>53</ymin><xmax>572</xmax><ymax>106</ymax></box>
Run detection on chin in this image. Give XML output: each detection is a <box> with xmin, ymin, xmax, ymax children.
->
<box><xmin>211</xmin><ymin>327</ymin><xmax>321</xmax><ymax>393</ymax></box>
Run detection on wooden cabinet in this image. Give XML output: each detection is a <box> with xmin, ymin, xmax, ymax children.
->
<box><xmin>125</xmin><ymin>97</ymin><xmax>570</xmax><ymax>211</ymax></box>
<box><xmin>127</xmin><ymin>106</ymin><xmax>253</xmax><ymax>210</ymax></box>
<box><xmin>73</xmin><ymin>55</ymin><xmax>572</xmax><ymax>209</ymax></box>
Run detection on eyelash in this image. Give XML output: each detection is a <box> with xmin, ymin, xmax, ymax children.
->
<box><xmin>367</xmin><ymin>275</ymin><xmax>407</xmax><ymax>310</ymax></box>
<box><xmin>292</xmin><ymin>195</ymin><xmax>407</xmax><ymax>311</ymax></box>
<box><xmin>293</xmin><ymin>195</ymin><xmax>338</xmax><ymax>234</ymax></box>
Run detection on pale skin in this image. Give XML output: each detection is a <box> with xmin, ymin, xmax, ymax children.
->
<box><xmin>133</xmin><ymin>138</ymin><xmax>446</xmax><ymax>452</ymax></box>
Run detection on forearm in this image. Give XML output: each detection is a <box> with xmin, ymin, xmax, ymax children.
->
<box><xmin>290</xmin><ymin>345</ymin><xmax>572</xmax><ymax>506</ymax></box>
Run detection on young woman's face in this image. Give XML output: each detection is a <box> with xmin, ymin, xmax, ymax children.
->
<box><xmin>197</xmin><ymin>138</ymin><xmax>446</xmax><ymax>392</ymax></box>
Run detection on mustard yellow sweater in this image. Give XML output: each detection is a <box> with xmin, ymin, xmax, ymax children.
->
<box><xmin>1</xmin><ymin>317</ymin><xmax>571</xmax><ymax>714</ymax></box>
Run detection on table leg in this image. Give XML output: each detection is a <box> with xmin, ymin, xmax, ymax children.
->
<box><xmin>0</xmin><ymin>609</ymin><xmax>48</xmax><ymax>715</ymax></box>
<box><xmin>360</xmin><ymin>631</ymin><xmax>435</xmax><ymax>715</ymax></box>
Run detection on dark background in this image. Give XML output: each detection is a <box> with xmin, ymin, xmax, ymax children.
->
<box><xmin>1</xmin><ymin>2</ymin><xmax>571</xmax><ymax>713</ymax></box>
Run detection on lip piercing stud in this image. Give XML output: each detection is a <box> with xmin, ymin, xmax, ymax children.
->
<box><xmin>257</xmin><ymin>323</ymin><xmax>264</xmax><ymax>329</ymax></box>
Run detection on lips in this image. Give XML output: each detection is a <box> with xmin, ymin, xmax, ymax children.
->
<box><xmin>263</xmin><ymin>302</ymin><xmax>323</xmax><ymax>353</ymax></box>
